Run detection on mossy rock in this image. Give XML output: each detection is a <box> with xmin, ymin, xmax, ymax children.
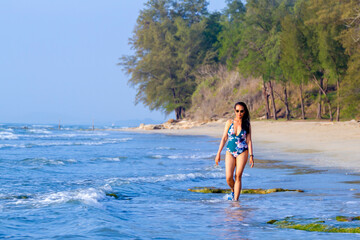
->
<box><xmin>241</xmin><ymin>188</ymin><xmax>304</xmax><ymax>194</ymax></box>
<box><xmin>106</xmin><ymin>193</ymin><xmax>120</xmax><ymax>199</ymax></box>
<box><xmin>15</xmin><ymin>195</ymin><xmax>30</xmax><ymax>199</ymax></box>
<box><xmin>188</xmin><ymin>187</ymin><xmax>303</xmax><ymax>194</ymax></box>
<box><xmin>106</xmin><ymin>192</ymin><xmax>132</xmax><ymax>200</ymax></box>
<box><xmin>273</xmin><ymin>220</ymin><xmax>360</xmax><ymax>233</ymax></box>
<box><xmin>268</xmin><ymin>217</ymin><xmax>360</xmax><ymax>233</ymax></box>
<box><xmin>336</xmin><ymin>216</ymin><xmax>360</xmax><ymax>222</ymax></box>
<box><xmin>0</xmin><ymin>195</ymin><xmax>31</xmax><ymax>200</ymax></box>
<box><xmin>188</xmin><ymin>187</ymin><xmax>231</xmax><ymax>194</ymax></box>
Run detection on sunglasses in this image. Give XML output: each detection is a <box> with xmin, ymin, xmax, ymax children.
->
<box><xmin>235</xmin><ymin>110</ymin><xmax>245</xmax><ymax>113</ymax></box>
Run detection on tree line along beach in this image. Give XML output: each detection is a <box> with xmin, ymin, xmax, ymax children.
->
<box><xmin>120</xmin><ymin>0</ymin><xmax>360</xmax><ymax>123</ymax></box>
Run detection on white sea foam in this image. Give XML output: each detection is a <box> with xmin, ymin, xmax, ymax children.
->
<box><xmin>0</xmin><ymin>143</ymin><xmax>25</xmax><ymax>149</ymax></box>
<box><xmin>28</xmin><ymin>129</ymin><xmax>52</xmax><ymax>134</ymax></box>
<box><xmin>21</xmin><ymin>157</ymin><xmax>77</xmax><ymax>166</ymax></box>
<box><xmin>155</xmin><ymin>146</ymin><xmax>176</xmax><ymax>150</ymax></box>
<box><xmin>203</xmin><ymin>198</ymin><xmax>224</xmax><ymax>203</ymax></box>
<box><xmin>22</xmin><ymin>138</ymin><xmax>132</xmax><ymax>148</ymax></box>
<box><xmin>31</xmin><ymin>125</ymin><xmax>53</xmax><ymax>128</ymax></box>
<box><xmin>0</xmin><ymin>131</ymin><xmax>18</xmax><ymax>140</ymax></box>
<box><xmin>0</xmin><ymin>138</ymin><xmax>130</xmax><ymax>149</ymax></box>
<box><xmin>179</xmin><ymin>165</ymin><xmax>225</xmax><ymax>172</ymax></box>
<box><xmin>96</xmin><ymin>156</ymin><xmax>128</xmax><ymax>161</ymax></box>
<box><xmin>167</xmin><ymin>153</ymin><xmax>215</xmax><ymax>159</ymax></box>
<box><xmin>20</xmin><ymin>132</ymin><xmax>110</xmax><ymax>139</ymax></box>
<box><xmin>13</xmin><ymin>185</ymin><xmax>113</xmax><ymax>208</ymax></box>
<box><xmin>106</xmin><ymin>171</ymin><xmax>225</xmax><ymax>185</ymax></box>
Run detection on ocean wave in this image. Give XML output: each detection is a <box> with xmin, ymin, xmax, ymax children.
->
<box><xmin>179</xmin><ymin>165</ymin><xmax>225</xmax><ymax>172</ymax></box>
<box><xmin>168</xmin><ymin>153</ymin><xmax>215</xmax><ymax>159</ymax></box>
<box><xmin>0</xmin><ymin>138</ymin><xmax>132</xmax><ymax>149</ymax></box>
<box><xmin>0</xmin><ymin>131</ymin><xmax>18</xmax><ymax>140</ymax></box>
<box><xmin>12</xmin><ymin>185</ymin><xmax>113</xmax><ymax>208</ymax></box>
<box><xmin>31</xmin><ymin>125</ymin><xmax>54</xmax><ymax>128</ymax></box>
<box><xmin>106</xmin><ymin>171</ymin><xmax>226</xmax><ymax>185</ymax></box>
<box><xmin>148</xmin><ymin>154</ymin><xmax>163</xmax><ymax>159</ymax></box>
<box><xmin>0</xmin><ymin>143</ymin><xmax>26</xmax><ymax>149</ymax></box>
<box><xmin>20</xmin><ymin>157</ymin><xmax>77</xmax><ymax>166</ymax></box>
<box><xmin>28</xmin><ymin>129</ymin><xmax>52</xmax><ymax>134</ymax></box>
<box><xmin>91</xmin><ymin>156</ymin><xmax>128</xmax><ymax>162</ymax></box>
<box><xmin>18</xmin><ymin>132</ymin><xmax>109</xmax><ymax>139</ymax></box>
<box><xmin>155</xmin><ymin>146</ymin><xmax>176</xmax><ymax>150</ymax></box>
<box><xmin>146</xmin><ymin>153</ymin><xmax>216</xmax><ymax>160</ymax></box>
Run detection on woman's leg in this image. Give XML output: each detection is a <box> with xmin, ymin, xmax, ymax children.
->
<box><xmin>234</xmin><ymin>150</ymin><xmax>248</xmax><ymax>201</ymax></box>
<box><xmin>225</xmin><ymin>151</ymin><xmax>236</xmax><ymax>192</ymax></box>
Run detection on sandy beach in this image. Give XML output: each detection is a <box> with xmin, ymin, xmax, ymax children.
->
<box><xmin>121</xmin><ymin>120</ymin><xmax>360</xmax><ymax>173</ymax></box>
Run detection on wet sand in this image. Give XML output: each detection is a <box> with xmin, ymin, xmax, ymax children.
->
<box><xmin>120</xmin><ymin>120</ymin><xmax>360</xmax><ymax>172</ymax></box>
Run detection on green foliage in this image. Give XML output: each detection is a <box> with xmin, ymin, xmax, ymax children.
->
<box><xmin>341</xmin><ymin>48</ymin><xmax>360</xmax><ymax>119</ymax></box>
<box><xmin>280</xmin><ymin>12</ymin><xmax>310</xmax><ymax>86</ymax></box>
<box><xmin>120</xmin><ymin>0</ymin><xmax>359</xmax><ymax>120</ymax></box>
<box><xmin>217</xmin><ymin>0</ymin><xmax>246</xmax><ymax>68</ymax></box>
<box><xmin>338</xmin><ymin>0</ymin><xmax>360</xmax><ymax>119</ymax></box>
<box><xmin>120</xmin><ymin>0</ymin><xmax>217</xmax><ymax>119</ymax></box>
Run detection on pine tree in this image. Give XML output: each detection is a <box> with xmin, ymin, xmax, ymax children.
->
<box><xmin>120</xmin><ymin>0</ymin><xmax>214</xmax><ymax>119</ymax></box>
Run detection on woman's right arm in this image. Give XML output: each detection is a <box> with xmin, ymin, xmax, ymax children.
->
<box><xmin>215</xmin><ymin>120</ymin><xmax>231</xmax><ymax>165</ymax></box>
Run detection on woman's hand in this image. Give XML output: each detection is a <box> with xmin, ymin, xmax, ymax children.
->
<box><xmin>215</xmin><ymin>153</ymin><xmax>220</xmax><ymax>165</ymax></box>
<box><xmin>249</xmin><ymin>155</ymin><xmax>254</xmax><ymax>168</ymax></box>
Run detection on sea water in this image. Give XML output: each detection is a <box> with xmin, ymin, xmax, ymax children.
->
<box><xmin>1</xmin><ymin>123</ymin><xmax>360</xmax><ymax>239</ymax></box>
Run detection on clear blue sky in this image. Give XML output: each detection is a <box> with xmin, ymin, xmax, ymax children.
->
<box><xmin>0</xmin><ymin>0</ymin><xmax>228</xmax><ymax>124</ymax></box>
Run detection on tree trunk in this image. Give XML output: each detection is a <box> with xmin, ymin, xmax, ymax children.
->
<box><xmin>316</xmin><ymin>78</ymin><xmax>323</xmax><ymax>119</ymax></box>
<box><xmin>268</xmin><ymin>81</ymin><xmax>277</xmax><ymax>120</ymax></box>
<box><xmin>300</xmin><ymin>83</ymin><xmax>305</xmax><ymax>120</ymax></box>
<box><xmin>283</xmin><ymin>84</ymin><xmax>290</xmax><ymax>120</ymax></box>
<box><xmin>263</xmin><ymin>81</ymin><xmax>270</xmax><ymax>119</ymax></box>
<box><xmin>336</xmin><ymin>79</ymin><xmax>340</xmax><ymax>121</ymax></box>
<box><xmin>328</xmin><ymin>103</ymin><xmax>333</xmax><ymax>121</ymax></box>
<box><xmin>175</xmin><ymin>107</ymin><xmax>185</xmax><ymax>120</ymax></box>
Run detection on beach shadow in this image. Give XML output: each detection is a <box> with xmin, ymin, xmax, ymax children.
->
<box><xmin>284</xmin><ymin>148</ymin><xmax>321</xmax><ymax>154</ymax></box>
<box><xmin>255</xmin><ymin>159</ymin><xmax>327</xmax><ymax>175</ymax></box>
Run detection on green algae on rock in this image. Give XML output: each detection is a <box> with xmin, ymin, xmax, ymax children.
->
<box><xmin>106</xmin><ymin>193</ymin><xmax>120</xmax><ymax>199</ymax></box>
<box><xmin>188</xmin><ymin>187</ymin><xmax>231</xmax><ymax>194</ymax></box>
<box><xmin>105</xmin><ymin>192</ymin><xmax>132</xmax><ymax>200</ymax></box>
<box><xmin>188</xmin><ymin>187</ymin><xmax>304</xmax><ymax>194</ymax></box>
<box><xmin>241</xmin><ymin>188</ymin><xmax>304</xmax><ymax>194</ymax></box>
<box><xmin>267</xmin><ymin>218</ymin><xmax>360</xmax><ymax>233</ymax></box>
<box><xmin>0</xmin><ymin>195</ymin><xmax>31</xmax><ymax>200</ymax></box>
<box><xmin>336</xmin><ymin>216</ymin><xmax>360</xmax><ymax>222</ymax></box>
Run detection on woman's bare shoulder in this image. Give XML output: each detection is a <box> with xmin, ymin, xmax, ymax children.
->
<box><xmin>225</xmin><ymin>119</ymin><xmax>232</xmax><ymax>125</ymax></box>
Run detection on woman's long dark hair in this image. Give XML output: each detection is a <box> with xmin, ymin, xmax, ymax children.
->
<box><xmin>234</xmin><ymin>102</ymin><xmax>250</xmax><ymax>134</ymax></box>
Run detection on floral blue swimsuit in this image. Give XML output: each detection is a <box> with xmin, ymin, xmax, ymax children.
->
<box><xmin>226</xmin><ymin>122</ymin><xmax>248</xmax><ymax>157</ymax></box>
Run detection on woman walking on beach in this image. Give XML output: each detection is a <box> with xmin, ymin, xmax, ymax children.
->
<box><xmin>215</xmin><ymin>102</ymin><xmax>254</xmax><ymax>201</ymax></box>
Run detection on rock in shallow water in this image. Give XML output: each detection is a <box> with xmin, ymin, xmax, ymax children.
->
<box><xmin>336</xmin><ymin>216</ymin><xmax>360</xmax><ymax>222</ymax></box>
<box><xmin>267</xmin><ymin>216</ymin><xmax>360</xmax><ymax>233</ymax></box>
<box><xmin>188</xmin><ymin>187</ymin><xmax>304</xmax><ymax>194</ymax></box>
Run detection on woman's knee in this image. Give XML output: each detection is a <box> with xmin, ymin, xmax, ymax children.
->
<box><xmin>235</xmin><ymin>174</ymin><xmax>242</xmax><ymax>182</ymax></box>
<box><xmin>226</xmin><ymin>176</ymin><xmax>234</xmax><ymax>183</ymax></box>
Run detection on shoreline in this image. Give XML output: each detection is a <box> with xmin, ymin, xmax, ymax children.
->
<box><xmin>114</xmin><ymin>120</ymin><xmax>360</xmax><ymax>173</ymax></box>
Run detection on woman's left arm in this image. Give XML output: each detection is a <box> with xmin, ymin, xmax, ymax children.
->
<box><xmin>247</xmin><ymin>124</ymin><xmax>254</xmax><ymax>168</ymax></box>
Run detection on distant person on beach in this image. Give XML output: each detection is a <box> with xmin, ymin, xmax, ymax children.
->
<box><xmin>215</xmin><ymin>102</ymin><xmax>254</xmax><ymax>201</ymax></box>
